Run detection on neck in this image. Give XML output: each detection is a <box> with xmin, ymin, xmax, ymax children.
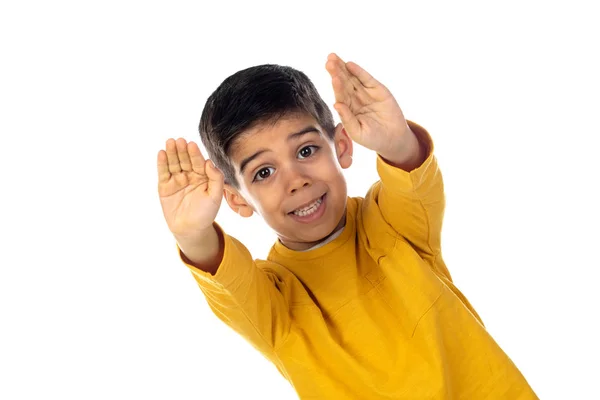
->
<box><xmin>279</xmin><ymin>213</ymin><xmax>347</xmax><ymax>251</ymax></box>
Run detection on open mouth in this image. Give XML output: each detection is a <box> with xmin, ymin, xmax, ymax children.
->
<box><xmin>289</xmin><ymin>194</ymin><xmax>326</xmax><ymax>217</ymax></box>
<box><xmin>291</xmin><ymin>195</ymin><xmax>324</xmax><ymax>216</ymax></box>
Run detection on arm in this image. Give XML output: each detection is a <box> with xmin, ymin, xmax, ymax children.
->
<box><xmin>324</xmin><ymin>55</ymin><xmax>451</xmax><ymax>280</ymax></box>
<box><xmin>375</xmin><ymin>124</ymin><xmax>484</xmax><ymax>319</ymax></box>
<box><xmin>175</xmin><ymin>224</ymin><xmax>224</xmax><ymax>276</ymax></box>
<box><xmin>375</xmin><ymin>121</ymin><xmax>451</xmax><ymax>279</ymax></box>
<box><xmin>157</xmin><ymin>138</ymin><xmax>290</xmax><ymax>355</ymax></box>
<box><xmin>179</xmin><ymin>224</ymin><xmax>292</xmax><ymax>354</ymax></box>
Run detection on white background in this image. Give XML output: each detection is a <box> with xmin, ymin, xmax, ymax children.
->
<box><xmin>1</xmin><ymin>1</ymin><xmax>599</xmax><ymax>399</ymax></box>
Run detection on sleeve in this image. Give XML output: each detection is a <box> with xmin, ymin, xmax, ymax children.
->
<box><xmin>178</xmin><ymin>223</ymin><xmax>291</xmax><ymax>356</ymax></box>
<box><xmin>375</xmin><ymin>120</ymin><xmax>452</xmax><ymax>281</ymax></box>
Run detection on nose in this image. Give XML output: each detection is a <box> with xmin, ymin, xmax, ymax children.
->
<box><xmin>290</xmin><ymin>181</ymin><xmax>310</xmax><ymax>194</ymax></box>
<box><xmin>286</xmin><ymin>167</ymin><xmax>311</xmax><ymax>194</ymax></box>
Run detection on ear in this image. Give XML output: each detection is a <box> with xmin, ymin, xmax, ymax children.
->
<box><xmin>223</xmin><ymin>185</ymin><xmax>254</xmax><ymax>218</ymax></box>
<box><xmin>333</xmin><ymin>122</ymin><xmax>353</xmax><ymax>169</ymax></box>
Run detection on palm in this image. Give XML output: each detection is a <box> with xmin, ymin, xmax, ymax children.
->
<box><xmin>157</xmin><ymin>138</ymin><xmax>223</xmax><ymax>237</ymax></box>
<box><xmin>345</xmin><ymin>96</ymin><xmax>401</xmax><ymax>147</ymax></box>
<box><xmin>325</xmin><ymin>53</ymin><xmax>409</xmax><ymax>153</ymax></box>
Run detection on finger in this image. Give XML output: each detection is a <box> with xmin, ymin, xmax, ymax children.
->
<box><xmin>325</xmin><ymin>53</ymin><xmax>342</xmax><ymax>71</ymax></box>
<box><xmin>176</xmin><ymin>138</ymin><xmax>192</xmax><ymax>172</ymax></box>
<box><xmin>326</xmin><ymin>60</ymin><xmax>346</xmax><ymax>103</ymax></box>
<box><xmin>205</xmin><ymin>159</ymin><xmax>224</xmax><ymax>203</ymax></box>
<box><xmin>187</xmin><ymin>141</ymin><xmax>207</xmax><ymax>174</ymax></box>
<box><xmin>157</xmin><ymin>150</ymin><xmax>171</xmax><ymax>183</ymax></box>
<box><xmin>346</xmin><ymin>61</ymin><xmax>379</xmax><ymax>89</ymax></box>
<box><xmin>325</xmin><ymin>54</ymin><xmax>347</xmax><ymax>80</ymax></box>
<box><xmin>327</xmin><ymin>58</ymin><xmax>372</xmax><ymax>107</ymax></box>
<box><xmin>330</xmin><ymin>74</ymin><xmax>348</xmax><ymax>106</ymax></box>
<box><xmin>165</xmin><ymin>138</ymin><xmax>182</xmax><ymax>174</ymax></box>
<box><xmin>326</xmin><ymin>56</ymin><xmax>351</xmax><ymax>84</ymax></box>
<box><xmin>327</xmin><ymin>52</ymin><xmax>341</xmax><ymax>62</ymax></box>
<box><xmin>326</xmin><ymin>53</ymin><xmax>349</xmax><ymax>78</ymax></box>
<box><xmin>333</xmin><ymin>102</ymin><xmax>360</xmax><ymax>140</ymax></box>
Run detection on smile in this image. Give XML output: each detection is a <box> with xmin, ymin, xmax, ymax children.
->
<box><xmin>292</xmin><ymin>196</ymin><xmax>323</xmax><ymax>216</ymax></box>
<box><xmin>288</xmin><ymin>194</ymin><xmax>327</xmax><ymax>223</ymax></box>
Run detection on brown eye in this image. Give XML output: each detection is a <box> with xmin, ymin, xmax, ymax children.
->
<box><xmin>254</xmin><ymin>167</ymin><xmax>274</xmax><ymax>182</ymax></box>
<box><xmin>298</xmin><ymin>145</ymin><xmax>319</xmax><ymax>159</ymax></box>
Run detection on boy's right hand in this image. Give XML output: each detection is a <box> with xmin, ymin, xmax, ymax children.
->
<box><xmin>157</xmin><ymin>138</ymin><xmax>224</xmax><ymax>239</ymax></box>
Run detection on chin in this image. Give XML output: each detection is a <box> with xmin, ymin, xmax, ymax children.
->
<box><xmin>302</xmin><ymin>219</ymin><xmax>344</xmax><ymax>244</ymax></box>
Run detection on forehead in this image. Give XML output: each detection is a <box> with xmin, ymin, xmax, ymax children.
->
<box><xmin>229</xmin><ymin>113</ymin><xmax>324</xmax><ymax>161</ymax></box>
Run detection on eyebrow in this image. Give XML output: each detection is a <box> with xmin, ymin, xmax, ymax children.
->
<box><xmin>238</xmin><ymin>126</ymin><xmax>320</xmax><ymax>175</ymax></box>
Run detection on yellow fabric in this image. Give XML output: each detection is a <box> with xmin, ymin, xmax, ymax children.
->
<box><xmin>181</xmin><ymin>122</ymin><xmax>538</xmax><ymax>399</ymax></box>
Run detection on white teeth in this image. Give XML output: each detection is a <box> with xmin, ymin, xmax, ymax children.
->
<box><xmin>293</xmin><ymin>197</ymin><xmax>323</xmax><ymax>216</ymax></box>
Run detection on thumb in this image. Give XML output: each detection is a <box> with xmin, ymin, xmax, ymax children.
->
<box><xmin>205</xmin><ymin>160</ymin><xmax>224</xmax><ymax>201</ymax></box>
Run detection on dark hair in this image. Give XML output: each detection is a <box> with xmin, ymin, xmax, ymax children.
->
<box><xmin>198</xmin><ymin>64</ymin><xmax>335</xmax><ymax>188</ymax></box>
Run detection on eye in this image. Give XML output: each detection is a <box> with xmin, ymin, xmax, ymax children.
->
<box><xmin>298</xmin><ymin>145</ymin><xmax>320</xmax><ymax>160</ymax></box>
<box><xmin>253</xmin><ymin>167</ymin><xmax>275</xmax><ymax>182</ymax></box>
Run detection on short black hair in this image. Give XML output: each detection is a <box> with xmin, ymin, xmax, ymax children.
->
<box><xmin>199</xmin><ymin>64</ymin><xmax>335</xmax><ymax>188</ymax></box>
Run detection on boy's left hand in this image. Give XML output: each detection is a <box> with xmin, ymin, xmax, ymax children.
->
<box><xmin>325</xmin><ymin>53</ymin><xmax>422</xmax><ymax>167</ymax></box>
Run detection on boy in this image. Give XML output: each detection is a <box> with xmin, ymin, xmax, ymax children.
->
<box><xmin>157</xmin><ymin>53</ymin><xmax>537</xmax><ymax>399</ymax></box>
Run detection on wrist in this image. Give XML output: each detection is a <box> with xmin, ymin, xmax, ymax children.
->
<box><xmin>175</xmin><ymin>223</ymin><xmax>224</xmax><ymax>273</ymax></box>
<box><xmin>173</xmin><ymin>224</ymin><xmax>216</xmax><ymax>246</ymax></box>
<box><xmin>378</xmin><ymin>126</ymin><xmax>425</xmax><ymax>171</ymax></box>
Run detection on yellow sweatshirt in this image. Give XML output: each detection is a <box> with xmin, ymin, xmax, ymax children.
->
<box><xmin>180</xmin><ymin>122</ymin><xmax>538</xmax><ymax>399</ymax></box>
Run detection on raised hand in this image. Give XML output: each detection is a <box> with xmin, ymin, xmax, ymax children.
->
<box><xmin>157</xmin><ymin>138</ymin><xmax>224</xmax><ymax>239</ymax></box>
<box><xmin>325</xmin><ymin>53</ymin><xmax>414</xmax><ymax>163</ymax></box>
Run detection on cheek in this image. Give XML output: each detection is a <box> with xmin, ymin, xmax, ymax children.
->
<box><xmin>321</xmin><ymin>163</ymin><xmax>345</xmax><ymax>184</ymax></box>
<box><xmin>320</xmin><ymin>153</ymin><xmax>344</xmax><ymax>173</ymax></box>
<box><xmin>253</xmin><ymin>190</ymin><xmax>282</xmax><ymax>215</ymax></box>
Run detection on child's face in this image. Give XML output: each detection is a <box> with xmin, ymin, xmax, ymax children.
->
<box><xmin>224</xmin><ymin>113</ymin><xmax>353</xmax><ymax>251</ymax></box>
